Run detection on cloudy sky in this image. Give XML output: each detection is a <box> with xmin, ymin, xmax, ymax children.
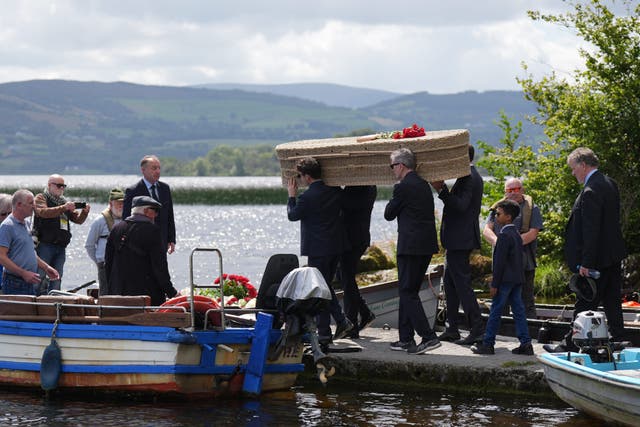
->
<box><xmin>0</xmin><ymin>0</ymin><xmax>594</xmax><ymax>94</ymax></box>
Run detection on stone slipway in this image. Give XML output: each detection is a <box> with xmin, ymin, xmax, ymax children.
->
<box><xmin>302</xmin><ymin>327</ymin><xmax>553</xmax><ymax>396</ymax></box>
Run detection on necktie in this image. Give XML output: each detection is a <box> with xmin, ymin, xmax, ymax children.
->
<box><xmin>150</xmin><ymin>184</ymin><xmax>159</xmax><ymax>201</ymax></box>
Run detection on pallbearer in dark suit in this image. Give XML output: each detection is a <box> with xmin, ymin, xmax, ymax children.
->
<box><xmin>430</xmin><ymin>145</ymin><xmax>484</xmax><ymax>345</ymax></box>
<box><xmin>122</xmin><ymin>155</ymin><xmax>176</xmax><ymax>256</ymax></box>
<box><xmin>287</xmin><ymin>157</ymin><xmax>353</xmax><ymax>345</ymax></box>
<box><xmin>545</xmin><ymin>147</ymin><xmax>627</xmax><ymax>352</ymax></box>
<box><xmin>384</xmin><ymin>148</ymin><xmax>441</xmax><ymax>355</ymax></box>
<box><xmin>340</xmin><ymin>186</ymin><xmax>377</xmax><ymax>337</ymax></box>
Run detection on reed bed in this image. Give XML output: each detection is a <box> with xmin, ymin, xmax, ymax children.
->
<box><xmin>0</xmin><ymin>186</ymin><xmax>395</xmax><ymax>205</ymax></box>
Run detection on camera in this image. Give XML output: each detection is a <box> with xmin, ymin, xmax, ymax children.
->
<box><xmin>74</xmin><ymin>202</ymin><xmax>87</xmax><ymax>209</ymax></box>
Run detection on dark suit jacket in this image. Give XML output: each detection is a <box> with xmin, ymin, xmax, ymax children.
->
<box><xmin>104</xmin><ymin>216</ymin><xmax>177</xmax><ymax>306</ymax></box>
<box><xmin>491</xmin><ymin>224</ymin><xmax>525</xmax><ymax>287</ymax></box>
<box><xmin>123</xmin><ymin>179</ymin><xmax>176</xmax><ymax>250</ymax></box>
<box><xmin>564</xmin><ymin>170</ymin><xmax>627</xmax><ymax>271</ymax></box>
<box><xmin>342</xmin><ymin>186</ymin><xmax>377</xmax><ymax>250</ymax></box>
<box><xmin>384</xmin><ymin>171</ymin><xmax>438</xmax><ymax>255</ymax></box>
<box><xmin>438</xmin><ymin>165</ymin><xmax>484</xmax><ymax>250</ymax></box>
<box><xmin>287</xmin><ymin>180</ymin><xmax>345</xmax><ymax>257</ymax></box>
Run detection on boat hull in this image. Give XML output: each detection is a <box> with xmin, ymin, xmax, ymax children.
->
<box><xmin>0</xmin><ymin>318</ymin><xmax>303</xmax><ymax>397</ymax></box>
<box><xmin>539</xmin><ymin>349</ymin><xmax>640</xmax><ymax>426</ymax></box>
<box><xmin>336</xmin><ymin>268</ymin><xmax>442</xmax><ymax>330</ymax></box>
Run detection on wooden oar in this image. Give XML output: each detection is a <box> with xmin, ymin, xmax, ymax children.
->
<box><xmin>0</xmin><ymin>312</ymin><xmax>190</xmax><ymax>328</ymax></box>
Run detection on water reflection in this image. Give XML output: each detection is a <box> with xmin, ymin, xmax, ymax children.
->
<box><xmin>61</xmin><ymin>202</ymin><xmax>401</xmax><ymax>291</ymax></box>
<box><xmin>0</xmin><ymin>384</ymin><xmax>600</xmax><ymax>427</ymax></box>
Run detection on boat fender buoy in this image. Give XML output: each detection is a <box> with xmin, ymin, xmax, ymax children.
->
<box><xmin>159</xmin><ymin>295</ymin><xmax>222</xmax><ymax>327</ymax></box>
<box><xmin>40</xmin><ymin>339</ymin><xmax>62</xmax><ymax>391</ymax></box>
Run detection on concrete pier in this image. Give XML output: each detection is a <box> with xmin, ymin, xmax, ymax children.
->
<box><xmin>302</xmin><ymin>327</ymin><xmax>553</xmax><ymax>395</ymax></box>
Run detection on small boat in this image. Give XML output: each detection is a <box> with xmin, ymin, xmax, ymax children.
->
<box><xmin>0</xmin><ymin>248</ymin><xmax>306</xmax><ymax>398</ymax></box>
<box><xmin>336</xmin><ymin>264</ymin><xmax>443</xmax><ymax>330</ymax></box>
<box><xmin>539</xmin><ymin>348</ymin><xmax>640</xmax><ymax>425</ymax></box>
<box><xmin>539</xmin><ymin>311</ymin><xmax>640</xmax><ymax>425</ymax></box>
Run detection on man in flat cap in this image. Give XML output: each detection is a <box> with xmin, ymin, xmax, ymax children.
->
<box><xmin>105</xmin><ymin>195</ymin><xmax>177</xmax><ymax>305</ymax></box>
<box><xmin>85</xmin><ymin>188</ymin><xmax>125</xmax><ymax>295</ymax></box>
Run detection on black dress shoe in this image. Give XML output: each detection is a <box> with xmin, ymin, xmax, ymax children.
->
<box><xmin>470</xmin><ymin>342</ymin><xmax>494</xmax><ymax>355</ymax></box>
<box><xmin>438</xmin><ymin>330</ymin><xmax>461</xmax><ymax>342</ymax></box>
<box><xmin>543</xmin><ymin>344</ymin><xmax>567</xmax><ymax>353</ymax></box>
<box><xmin>358</xmin><ymin>311</ymin><xmax>376</xmax><ymax>331</ymax></box>
<box><xmin>455</xmin><ymin>333</ymin><xmax>484</xmax><ymax>346</ymax></box>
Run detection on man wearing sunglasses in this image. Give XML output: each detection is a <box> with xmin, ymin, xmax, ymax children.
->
<box><xmin>105</xmin><ymin>196</ymin><xmax>177</xmax><ymax>306</ymax></box>
<box><xmin>33</xmin><ymin>174</ymin><xmax>90</xmax><ymax>293</ymax></box>
<box><xmin>483</xmin><ymin>178</ymin><xmax>543</xmax><ymax>319</ymax></box>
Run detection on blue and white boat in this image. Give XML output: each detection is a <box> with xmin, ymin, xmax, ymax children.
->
<box><xmin>539</xmin><ymin>348</ymin><xmax>640</xmax><ymax>425</ymax></box>
<box><xmin>0</xmin><ymin>248</ymin><xmax>306</xmax><ymax>398</ymax></box>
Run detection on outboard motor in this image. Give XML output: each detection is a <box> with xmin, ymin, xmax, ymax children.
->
<box><xmin>572</xmin><ymin>311</ymin><xmax>613</xmax><ymax>362</ymax></box>
<box><xmin>272</xmin><ymin>267</ymin><xmax>335</xmax><ymax>384</ymax></box>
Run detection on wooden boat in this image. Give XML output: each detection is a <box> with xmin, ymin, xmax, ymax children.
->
<box><xmin>539</xmin><ymin>348</ymin><xmax>640</xmax><ymax>425</ymax></box>
<box><xmin>336</xmin><ymin>264</ymin><xmax>443</xmax><ymax>329</ymax></box>
<box><xmin>0</xmin><ymin>248</ymin><xmax>304</xmax><ymax>398</ymax></box>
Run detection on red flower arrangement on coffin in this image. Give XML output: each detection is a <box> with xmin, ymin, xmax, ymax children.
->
<box><xmin>212</xmin><ymin>274</ymin><xmax>258</xmax><ymax>307</ymax></box>
<box><xmin>379</xmin><ymin>123</ymin><xmax>426</xmax><ymax>139</ymax></box>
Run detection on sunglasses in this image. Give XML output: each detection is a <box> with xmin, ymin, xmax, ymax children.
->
<box><xmin>505</xmin><ymin>187</ymin><xmax>521</xmax><ymax>193</ymax></box>
<box><xmin>389</xmin><ymin>163</ymin><xmax>401</xmax><ymax>169</ymax></box>
<box><xmin>50</xmin><ymin>183</ymin><xmax>67</xmax><ymax>189</ymax></box>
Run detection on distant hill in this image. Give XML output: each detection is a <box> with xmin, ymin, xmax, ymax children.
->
<box><xmin>363</xmin><ymin>90</ymin><xmax>541</xmax><ymax>145</ymax></box>
<box><xmin>194</xmin><ymin>82</ymin><xmax>401</xmax><ymax>109</ymax></box>
<box><xmin>0</xmin><ymin>80</ymin><xmax>542</xmax><ymax>174</ymax></box>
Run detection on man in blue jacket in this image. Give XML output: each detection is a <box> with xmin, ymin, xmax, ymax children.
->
<box><xmin>287</xmin><ymin>157</ymin><xmax>353</xmax><ymax>346</ymax></box>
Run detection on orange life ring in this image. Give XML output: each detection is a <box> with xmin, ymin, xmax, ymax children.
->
<box><xmin>159</xmin><ymin>295</ymin><xmax>222</xmax><ymax>327</ymax></box>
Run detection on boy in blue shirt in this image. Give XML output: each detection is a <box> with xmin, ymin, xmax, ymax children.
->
<box><xmin>472</xmin><ymin>199</ymin><xmax>533</xmax><ymax>355</ymax></box>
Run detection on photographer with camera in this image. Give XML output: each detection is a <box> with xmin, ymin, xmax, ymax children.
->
<box><xmin>33</xmin><ymin>174</ymin><xmax>90</xmax><ymax>293</ymax></box>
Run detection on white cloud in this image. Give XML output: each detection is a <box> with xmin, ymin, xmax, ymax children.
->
<box><xmin>0</xmin><ymin>0</ymin><xmax>592</xmax><ymax>93</ymax></box>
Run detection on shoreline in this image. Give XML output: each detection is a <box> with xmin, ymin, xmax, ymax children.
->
<box><xmin>301</xmin><ymin>326</ymin><xmax>553</xmax><ymax>397</ymax></box>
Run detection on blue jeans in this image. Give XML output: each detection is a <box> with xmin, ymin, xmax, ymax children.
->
<box><xmin>484</xmin><ymin>282</ymin><xmax>531</xmax><ymax>346</ymax></box>
<box><xmin>36</xmin><ymin>242</ymin><xmax>66</xmax><ymax>292</ymax></box>
<box><xmin>2</xmin><ymin>274</ymin><xmax>37</xmax><ymax>295</ymax></box>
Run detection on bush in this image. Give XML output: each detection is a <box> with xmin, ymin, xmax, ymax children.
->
<box><xmin>534</xmin><ymin>261</ymin><xmax>572</xmax><ymax>300</ymax></box>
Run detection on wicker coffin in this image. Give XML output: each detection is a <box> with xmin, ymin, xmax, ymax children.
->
<box><xmin>275</xmin><ymin>129</ymin><xmax>470</xmax><ymax>187</ymax></box>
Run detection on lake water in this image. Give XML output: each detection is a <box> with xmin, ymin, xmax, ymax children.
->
<box><xmin>0</xmin><ymin>175</ymin><xmax>590</xmax><ymax>424</ymax></box>
<box><xmin>0</xmin><ymin>381</ymin><xmax>595</xmax><ymax>427</ymax></box>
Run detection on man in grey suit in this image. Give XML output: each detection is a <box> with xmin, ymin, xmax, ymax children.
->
<box><xmin>430</xmin><ymin>145</ymin><xmax>485</xmax><ymax>345</ymax></box>
<box><xmin>545</xmin><ymin>147</ymin><xmax>627</xmax><ymax>352</ymax></box>
<box><xmin>384</xmin><ymin>148</ymin><xmax>441</xmax><ymax>355</ymax></box>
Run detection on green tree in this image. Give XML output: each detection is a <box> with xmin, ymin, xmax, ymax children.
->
<box><xmin>481</xmin><ymin>0</ymin><xmax>640</xmax><ymax>262</ymax></box>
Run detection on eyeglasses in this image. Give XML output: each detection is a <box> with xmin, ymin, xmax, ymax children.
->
<box><xmin>50</xmin><ymin>183</ymin><xmax>67</xmax><ymax>189</ymax></box>
<box><xmin>505</xmin><ymin>187</ymin><xmax>521</xmax><ymax>193</ymax></box>
<box><xmin>389</xmin><ymin>163</ymin><xmax>401</xmax><ymax>169</ymax></box>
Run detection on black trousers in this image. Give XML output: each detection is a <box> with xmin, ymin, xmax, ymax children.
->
<box><xmin>340</xmin><ymin>244</ymin><xmax>370</xmax><ymax>325</ymax></box>
<box><xmin>308</xmin><ymin>255</ymin><xmax>345</xmax><ymax>341</ymax></box>
<box><xmin>397</xmin><ymin>254</ymin><xmax>437</xmax><ymax>342</ymax></box>
<box><xmin>443</xmin><ymin>249</ymin><xmax>483</xmax><ymax>336</ymax></box>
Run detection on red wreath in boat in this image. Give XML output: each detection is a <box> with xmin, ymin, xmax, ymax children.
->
<box><xmin>158</xmin><ymin>295</ymin><xmax>221</xmax><ymax>327</ymax></box>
